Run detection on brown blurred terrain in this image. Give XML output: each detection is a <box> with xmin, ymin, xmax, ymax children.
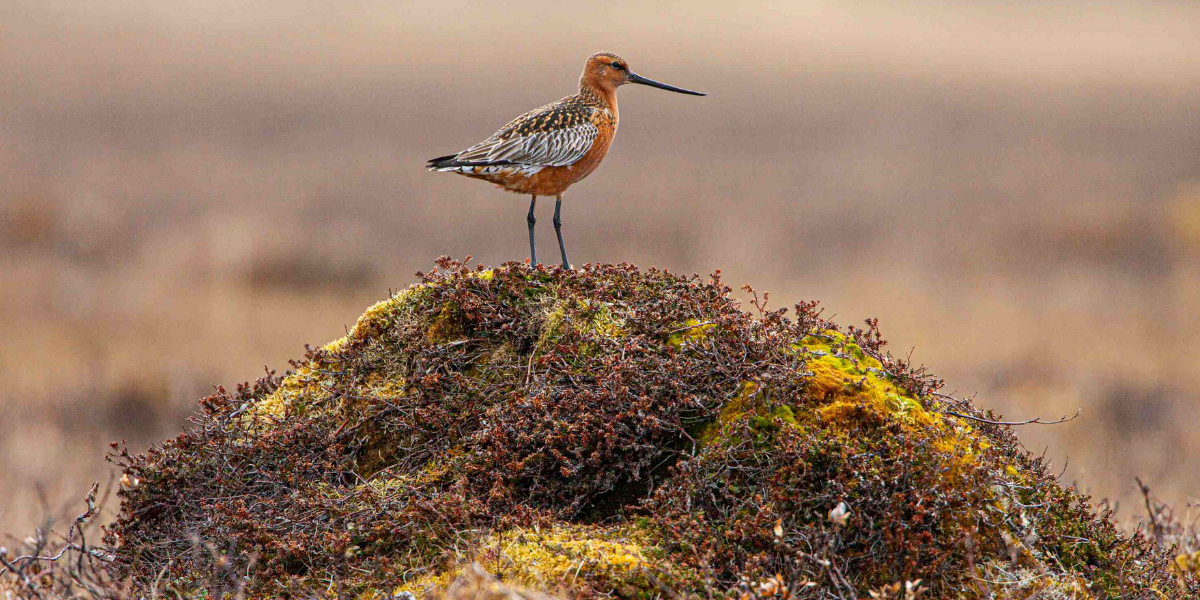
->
<box><xmin>2</xmin><ymin>0</ymin><xmax>1199</xmax><ymax>535</ymax></box>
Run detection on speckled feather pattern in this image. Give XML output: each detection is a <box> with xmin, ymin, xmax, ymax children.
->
<box><xmin>429</xmin><ymin>85</ymin><xmax>619</xmax><ymax>196</ymax></box>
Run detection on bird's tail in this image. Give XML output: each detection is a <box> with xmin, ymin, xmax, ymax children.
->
<box><xmin>426</xmin><ymin>154</ymin><xmax>462</xmax><ymax>171</ymax></box>
<box><xmin>427</xmin><ymin>154</ymin><xmax>519</xmax><ymax>173</ymax></box>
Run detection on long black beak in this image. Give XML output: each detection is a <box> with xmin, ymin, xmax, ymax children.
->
<box><xmin>628</xmin><ymin>72</ymin><xmax>706</xmax><ymax>96</ymax></box>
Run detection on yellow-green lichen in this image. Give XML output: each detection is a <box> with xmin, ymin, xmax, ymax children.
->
<box><xmin>798</xmin><ymin>333</ymin><xmax>992</xmax><ymax>475</ymax></box>
<box><xmin>427</xmin><ymin>301</ymin><xmax>467</xmax><ymax>343</ymax></box>
<box><xmin>248</xmin><ymin>364</ymin><xmax>333</xmax><ymax>420</ymax></box>
<box><xmin>392</xmin><ymin>524</ymin><xmax>666</xmax><ymax>597</ymax></box>
<box><xmin>324</xmin><ymin>284</ymin><xmax>430</xmax><ymax>353</ymax></box>
<box><xmin>667</xmin><ymin>318</ymin><xmax>716</xmax><ymax>348</ymax></box>
<box><xmin>359</xmin><ymin>370</ymin><xmax>410</xmax><ymax>400</ymax></box>
<box><xmin>245</xmin><ymin>285</ymin><xmax>430</xmax><ymax>422</ymax></box>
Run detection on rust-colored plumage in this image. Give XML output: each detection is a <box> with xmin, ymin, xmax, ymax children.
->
<box><xmin>428</xmin><ymin>52</ymin><xmax>704</xmax><ymax>268</ymax></box>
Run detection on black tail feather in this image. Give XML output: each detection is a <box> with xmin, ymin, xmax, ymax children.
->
<box><xmin>426</xmin><ymin>154</ymin><xmax>460</xmax><ymax>169</ymax></box>
<box><xmin>426</xmin><ymin>154</ymin><xmax>517</xmax><ymax>170</ymax></box>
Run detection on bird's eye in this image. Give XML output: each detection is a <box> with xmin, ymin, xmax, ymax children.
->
<box><xmin>610</xmin><ymin>61</ymin><xmax>622</xmax><ymax>70</ymax></box>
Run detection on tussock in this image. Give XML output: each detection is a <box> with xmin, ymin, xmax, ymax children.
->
<box><xmin>5</xmin><ymin>258</ymin><xmax>1195</xmax><ymax>598</ymax></box>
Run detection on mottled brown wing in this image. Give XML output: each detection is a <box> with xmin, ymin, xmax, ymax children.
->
<box><xmin>452</xmin><ymin>101</ymin><xmax>600</xmax><ymax>167</ymax></box>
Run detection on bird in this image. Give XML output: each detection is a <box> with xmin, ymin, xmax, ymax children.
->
<box><xmin>427</xmin><ymin>52</ymin><xmax>705</xmax><ymax>269</ymax></box>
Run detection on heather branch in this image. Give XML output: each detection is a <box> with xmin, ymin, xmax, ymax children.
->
<box><xmin>943</xmin><ymin>407</ymin><xmax>1081</xmax><ymax>427</ymax></box>
<box><xmin>11</xmin><ymin>483</ymin><xmax>115</xmax><ymax>567</ymax></box>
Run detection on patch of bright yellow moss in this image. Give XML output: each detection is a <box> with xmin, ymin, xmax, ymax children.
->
<box><xmin>667</xmin><ymin>318</ymin><xmax>716</xmax><ymax>348</ymax></box>
<box><xmin>392</xmin><ymin>524</ymin><xmax>653</xmax><ymax>597</ymax></box>
<box><xmin>799</xmin><ymin>333</ymin><xmax>992</xmax><ymax>476</ymax></box>
<box><xmin>1175</xmin><ymin>552</ymin><xmax>1200</xmax><ymax>578</ymax></box>
<box><xmin>493</xmin><ymin>526</ymin><xmax>647</xmax><ymax>586</ymax></box>
<box><xmin>799</xmin><ymin>332</ymin><xmax>932</xmax><ymax>428</ymax></box>
<box><xmin>246</xmin><ymin>285</ymin><xmax>432</xmax><ymax>422</ymax></box>
<box><xmin>248</xmin><ymin>364</ymin><xmax>333</xmax><ymax>420</ymax></box>
<box><xmin>360</xmin><ymin>370</ymin><xmax>409</xmax><ymax>400</ymax></box>
<box><xmin>247</xmin><ymin>366</ymin><xmax>409</xmax><ymax>424</ymax></box>
<box><xmin>393</xmin><ymin>568</ymin><xmax>459</xmax><ymax>599</ymax></box>
<box><xmin>323</xmin><ymin>284</ymin><xmax>429</xmax><ymax>353</ymax></box>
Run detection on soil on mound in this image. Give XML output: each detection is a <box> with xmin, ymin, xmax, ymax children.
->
<box><xmin>105</xmin><ymin>258</ymin><xmax>1193</xmax><ymax>599</ymax></box>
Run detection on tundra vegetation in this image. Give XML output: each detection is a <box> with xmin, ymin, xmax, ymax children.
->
<box><xmin>3</xmin><ymin>258</ymin><xmax>1197</xmax><ymax>599</ymax></box>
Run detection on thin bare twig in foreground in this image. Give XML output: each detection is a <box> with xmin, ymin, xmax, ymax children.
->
<box><xmin>1136</xmin><ymin>476</ymin><xmax>1166</xmax><ymax>546</ymax></box>
<box><xmin>944</xmin><ymin>408</ymin><xmax>1081</xmax><ymax>427</ymax></box>
<box><xmin>11</xmin><ymin>482</ymin><xmax>115</xmax><ymax>566</ymax></box>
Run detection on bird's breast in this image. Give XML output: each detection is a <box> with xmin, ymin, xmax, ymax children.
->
<box><xmin>561</xmin><ymin>107</ymin><xmax>617</xmax><ymax>182</ymax></box>
<box><xmin>567</xmin><ymin>122</ymin><xmax>615</xmax><ymax>183</ymax></box>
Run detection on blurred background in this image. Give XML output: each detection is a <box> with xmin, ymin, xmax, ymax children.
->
<box><xmin>2</xmin><ymin>0</ymin><xmax>1198</xmax><ymax>535</ymax></box>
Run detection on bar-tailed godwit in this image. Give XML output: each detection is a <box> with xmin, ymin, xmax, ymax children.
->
<box><xmin>427</xmin><ymin>52</ymin><xmax>704</xmax><ymax>268</ymax></box>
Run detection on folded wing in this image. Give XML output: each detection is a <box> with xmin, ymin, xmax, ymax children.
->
<box><xmin>429</xmin><ymin>102</ymin><xmax>600</xmax><ymax>170</ymax></box>
<box><xmin>456</xmin><ymin>123</ymin><xmax>598</xmax><ymax>167</ymax></box>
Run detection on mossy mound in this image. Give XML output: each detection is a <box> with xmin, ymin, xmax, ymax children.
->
<box><xmin>105</xmin><ymin>259</ymin><xmax>1194</xmax><ymax>598</ymax></box>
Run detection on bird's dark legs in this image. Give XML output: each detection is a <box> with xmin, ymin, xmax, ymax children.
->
<box><xmin>553</xmin><ymin>195</ymin><xmax>571</xmax><ymax>269</ymax></box>
<box><xmin>526</xmin><ymin>195</ymin><xmax>537</xmax><ymax>266</ymax></box>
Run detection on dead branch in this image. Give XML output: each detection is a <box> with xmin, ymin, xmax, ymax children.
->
<box><xmin>944</xmin><ymin>407</ymin><xmax>1081</xmax><ymax>427</ymax></box>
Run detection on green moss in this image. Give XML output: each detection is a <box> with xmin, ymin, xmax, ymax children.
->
<box><xmin>390</xmin><ymin>524</ymin><xmax>698</xmax><ymax>599</ymax></box>
<box><xmin>247</xmin><ymin>364</ymin><xmax>331</xmax><ymax>420</ymax></box>
<box><xmin>327</xmin><ymin>284</ymin><xmax>432</xmax><ymax>351</ymax></box>
<box><xmin>771</xmin><ymin>404</ymin><xmax>797</xmax><ymax>425</ymax></box>
<box><xmin>427</xmin><ymin>302</ymin><xmax>467</xmax><ymax>343</ymax></box>
<box><xmin>797</xmin><ymin>333</ymin><xmax>991</xmax><ymax>470</ymax></box>
<box><xmin>666</xmin><ymin>318</ymin><xmax>715</xmax><ymax>348</ymax></box>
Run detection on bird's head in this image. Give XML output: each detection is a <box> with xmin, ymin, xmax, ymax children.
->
<box><xmin>581</xmin><ymin>52</ymin><xmax>706</xmax><ymax>98</ymax></box>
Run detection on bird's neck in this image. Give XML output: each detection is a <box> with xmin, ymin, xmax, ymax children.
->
<box><xmin>579</xmin><ymin>80</ymin><xmax>618</xmax><ymax>115</ymax></box>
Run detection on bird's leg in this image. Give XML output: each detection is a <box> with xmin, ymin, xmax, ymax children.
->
<box><xmin>527</xmin><ymin>195</ymin><xmax>537</xmax><ymax>266</ymax></box>
<box><xmin>553</xmin><ymin>195</ymin><xmax>571</xmax><ymax>270</ymax></box>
